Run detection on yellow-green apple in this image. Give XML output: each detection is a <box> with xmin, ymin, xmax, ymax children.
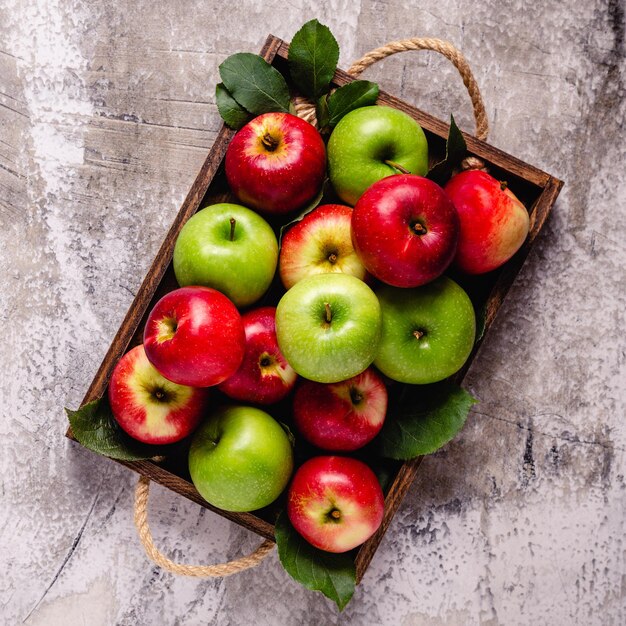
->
<box><xmin>352</xmin><ymin>174</ymin><xmax>459</xmax><ymax>287</ymax></box>
<box><xmin>445</xmin><ymin>169</ymin><xmax>530</xmax><ymax>274</ymax></box>
<box><xmin>218</xmin><ymin>307</ymin><xmax>297</xmax><ymax>404</ymax></box>
<box><xmin>173</xmin><ymin>203</ymin><xmax>278</xmax><ymax>308</ymax></box>
<box><xmin>275</xmin><ymin>273</ymin><xmax>381</xmax><ymax>383</ymax></box>
<box><xmin>143</xmin><ymin>286</ymin><xmax>245</xmax><ymax>388</ymax></box>
<box><xmin>225</xmin><ymin>112</ymin><xmax>326</xmax><ymax>214</ymax></box>
<box><xmin>374</xmin><ymin>277</ymin><xmax>476</xmax><ymax>384</ymax></box>
<box><xmin>287</xmin><ymin>456</ymin><xmax>384</xmax><ymax>552</ymax></box>
<box><xmin>293</xmin><ymin>368</ymin><xmax>387</xmax><ymax>451</ymax></box>
<box><xmin>189</xmin><ymin>405</ymin><xmax>293</xmax><ymax>511</ymax></box>
<box><xmin>108</xmin><ymin>344</ymin><xmax>210</xmax><ymax>444</ymax></box>
<box><xmin>327</xmin><ymin>105</ymin><xmax>429</xmax><ymax>206</ymax></box>
<box><xmin>279</xmin><ymin>204</ymin><xmax>368</xmax><ymax>289</ymax></box>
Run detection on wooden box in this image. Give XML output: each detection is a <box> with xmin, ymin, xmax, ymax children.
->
<box><xmin>67</xmin><ymin>34</ymin><xmax>563</xmax><ymax>583</ymax></box>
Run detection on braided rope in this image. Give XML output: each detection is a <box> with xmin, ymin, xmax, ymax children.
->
<box><xmin>346</xmin><ymin>38</ymin><xmax>489</xmax><ymax>141</ymax></box>
<box><xmin>134</xmin><ymin>476</ymin><xmax>274</xmax><ymax>577</ymax></box>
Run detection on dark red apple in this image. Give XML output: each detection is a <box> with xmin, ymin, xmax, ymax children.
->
<box><xmin>293</xmin><ymin>368</ymin><xmax>387</xmax><ymax>451</ymax></box>
<box><xmin>445</xmin><ymin>169</ymin><xmax>530</xmax><ymax>274</ymax></box>
<box><xmin>225</xmin><ymin>112</ymin><xmax>326</xmax><ymax>215</ymax></box>
<box><xmin>218</xmin><ymin>307</ymin><xmax>297</xmax><ymax>404</ymax></box>
<box><xmin>351</xmin><ymin>174</ymin><xmax>459</xmax><ymax>287</ymax></box>
<box><xmin>287</xmin><ymin>456</ymin><xmax>385</xmax><ymax>553</ymax></box>
<box><xmin>279</xmin><ymin>204</ymin><xmax>368</xmax><ymax>289</ymax></box>
<box><xmin>108</xmin><ymin>345</ymin><xmax>210</xmax><ymax>444</ymax></box>
<box><xmin>143</xmin><ymin>286</ymin><xmax>245</xmax><ymax>388</ymax></box>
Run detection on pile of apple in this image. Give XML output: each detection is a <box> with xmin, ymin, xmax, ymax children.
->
<box><xmin>108</xmin><ymin>105</ymin><xmax>530</xmax><ymax>554</ymax></box>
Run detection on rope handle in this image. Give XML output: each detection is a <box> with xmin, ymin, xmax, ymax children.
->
<box><xmin>134</xmin><ymin>476</ymin><xmax>274</xmax><ymax>577</ymax></box>
<box><xmin>135</xmin><ymin>38</ymin><xmax>490</xmax><ymax>577</ymax></box>
<box><xmin>294</xmin><ymin>37</ymin><xmax>489</xmax><ymax>171</ymax></box>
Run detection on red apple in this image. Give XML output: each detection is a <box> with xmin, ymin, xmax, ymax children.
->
<box><xmin>279</xmin><ymin>204</ymin><xmax>368</xmax><ymax>289</ymax></box>
<box><xmin>293</xmin><ymin>368</ymin><xmax>387</xmax><ymax>451</ymax></box>
<box><xmin>218</xmin><ymin>307</ymin><xmax>297</xmax><ymax>404</ymax></box>
<box><xmin>225</xmin><ymin>112</ymin><xmax>326</xmax><ymax>215</ymax></box>
<box><xmin>108</xmin><ymin>344</ymin><xmax>210</xmax><ymax>444</ymax></box>
<box><xmin>287</xmin><ymin>456</ymin><xmax>384</xmax><ymax>553</ymax></box>
<box><xmin>351</xmin><ymin>174</ymin><xmax>459</xmax><ymax>287</ymax></box>
<box><xmin>445</xmin><ymin>169</ymin><xmax>530</xmax><ymax>274</ymax></box>
<box><xmin>143</xmin><ymin>286</ymin><xmax>245</xmax><ymax>388</ymax></box>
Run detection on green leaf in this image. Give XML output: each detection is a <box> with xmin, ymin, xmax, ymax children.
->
<box><xmin>376</xmin><ymin>381</ymin><xmax>477</xmax><ymax>460</ymax></box>
<box><xmin>275</xmin><ymin>511</ymin><xmax>356</xmax><ymax>610</ymax></box>
<box><xmin>215</xmin><ymin>83</ymin><xmax>251</xmax><ymax>129</ymax></box>
<box><xmin>427</xmin><ymin>114</ymin><xmax>467</xmax><ymax>186</ymax></box>
<box><xmin>474</xmin><ymin>302</ymin><xmax>487</xmax><ymax>344</ymax></box>
<box><xmin>219</xmin><ymin>52</ymin><xmax>290</xmax><ymax>115</ymax></box>
<box><xmin>327</xmin><ymin>80</ymin><xmax>379</xmax><ymax>127</ymax></box>
<box><xmin>66</xmin><ymin>397</ymin><xmax>170</xmax><ymax>461</ymax></box>
<box><xmin>288</xmin><ymin>19</ymin><xmax>339</xmax><ymax>99</ymax></box>
<box><xmin>316</xmin><ymin>94</ymin><xmax>330</xmax><ymax>133</ymax></box>
<box><xmin>277</xmin><ymin>180</ymin><xmax>327</xmax><ymax>248</ymax></box>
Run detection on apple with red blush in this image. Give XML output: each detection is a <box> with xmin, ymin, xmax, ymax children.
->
<box><xmin>143</xmin><ymin>286</ymin><xmax>245</xmax><ymax>388</ymax></box>
<box><xmin>219</xmin><ymin>307</ymin><xmax>297</xmax><ymax>405</ymax></box>
<box><xmin>351</xmin><ymin>174</ymin><xmax>459</xmax><ymax>287</ymax></box>
<box><xmin>108</xmin><ymin>344</ymin><xmax>210</xmax><ymax>444</ymax></box>
<box><xmin>225</xmin><ymin>112</ymin><xmax>326</xmax><ymax>215</ymax></box>
<box><xmin>279</xmin><ymin>204</ymin><xmax>368</xmax><ymax>289</ymax></box>
<box><xmin>445</xmin><ymin>169</ymin><xmax>530</xmax><ymax>274</ymax></box>
<box><xmin>293</xmin><ymin>368</ymin><xmax>387</xmax><ymax>451</ymax></box>
<box><xmin>287</xmin><ymin>456</ymin><xmax>384</xmax><ymax>553</ymax></box>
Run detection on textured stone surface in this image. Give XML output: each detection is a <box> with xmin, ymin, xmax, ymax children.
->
<box><xmin>1</xmin><ymin>0</ymin><xmax>625</xmax><ymax>624</ymax></box>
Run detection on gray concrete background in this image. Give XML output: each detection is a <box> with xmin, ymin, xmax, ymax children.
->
<box><xmin>1</xmin><ymin>0</ymin><xmax>625</xmax><ymax>624</ymax></box>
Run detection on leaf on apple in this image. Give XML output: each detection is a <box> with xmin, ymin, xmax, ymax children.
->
<box><xmin>327</xmin><ymin>80</ymin><xmax>379</xmax><ymax>127</ymax></box>
<box><xmin>66</xmin><ymin>397</ymin><xmax>173</xmax><ymax>461</ymax></box>
<box><xmin>427</xmin><ymin>114</ymin><xmax>468</xmax><ymax>186</ymax></box>
<box><xmin>219</xmin><ymin>52</ymin><xmax>291</xmax><ymax>115</ymax></box>
<box><xmin>474</xmin><ymin>302</ymin><xmax>487</xmax><ymax>344</ymax></box>
<box><xmin>288</xmin><ymin>19</ymin><xmax>340</xmax><ymax>99</ymax></box>
<box><xmin>215</xmin><ymin>83</ymin><xmax>251</xmax><ymax>130</ymax></box>
<box><xmin>274</xmin><ymin>511</ymin><xmax>356</xmax><ymax>611</ymax></box>
<box><xmin>277</xmin><ymin>180</ymin><xmax>327</xmax><ymax>248</ymax></box>
<box><xmin>375</xmin><ymin>381</ymin><xmax>477</xmax><ymax>460</ymax></box>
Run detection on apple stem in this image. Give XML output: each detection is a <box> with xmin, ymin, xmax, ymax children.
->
<box><xmin>500</xmin><ymin>180</ymin><xmax>508</xmax><ymax>191</ymax></box>
<box><xmin>324</xmin><ymin>302</ymin><xmax>332</xmax><ymax>324</ymax></box>
<box><xmin>330</xmin><ymin>509</ymin><xmax>341</xmax><ymax>520</ymax></box>
<box><xmin>412</xmin><ymin>222</ymin><xmax>427</xmax><ymax>235</ymax></box>
<box><xmin>261</xmin><ymin>132</ymin><xmax>279</xmax><ymax>152</ymax></box>
<box><xmin>384</xmin><ymin>159</ymin><xmax>411</xmax><ymax>175</ymax></box>
<box><xmin>413</xmin><ymin>330</ymin><xmax>424</xmax><ymax>339</ymax></box>
<box><xmin>328</xmin><ymin>253</ymin><xmax>337</xmax><ymax>264</ymax></box>
<box><xmin>229</xmin><ymin>217</ymin><xmax>236</xmax><ymax>241</ymax></box>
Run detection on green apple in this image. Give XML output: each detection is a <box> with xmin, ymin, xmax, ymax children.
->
<box><xmin>188</xmin><ymin>405</ymin><xmax>293</xmax><ymax>512</ymax></box>
<box><xmin>275</xmin><ymin>273</ymin><xmax>381</xmax><ymax>383</ymax></box>
<box><xmin>173</xmin><ymin>203</ymin><xmax>278</xmax><ymax>308</ymax></box>
<box><xmin>327</xmin><ymin>105</ymin><xmax>429</xmax><ymax>206</ymax></box>
<box><xmin>375</xmin><ymin>277</ymin><xmax>476</xmax><ymax>384</ymax></box>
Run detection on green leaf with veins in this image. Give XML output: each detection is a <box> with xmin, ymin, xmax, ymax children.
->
<box><xmin>275</xmin><ymin>511</ymin><xmax>356</xmax><ymax>610</ymax></box>
<box><xmin>375</xmin><ymin>381</ymin><xmax>477</xmax><ymax>459</ymax></box>
<box><xmin>215</xmin><ymin>82</ymin><xmax>251</xmax><ymax>129</ymax></box>
<box><xmin>288</xmin><ymin>19</ymin><xmax>340</xmax><ymax>99</ymax></box>
<box><xmin>219</xmin><ymin>53</ymin><xmax>290</xmax><ymax>114</ymax></box>
<box><xmin>327</xmin><ymin>80</ymin><xmax>379</xmax><ymax>127</ymax></box>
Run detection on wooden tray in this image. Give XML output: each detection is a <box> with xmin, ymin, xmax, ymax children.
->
<box><xmin>67</xmin><ymin>34</ymin><xmax>563</xmax><ymax>583</ymax></box>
